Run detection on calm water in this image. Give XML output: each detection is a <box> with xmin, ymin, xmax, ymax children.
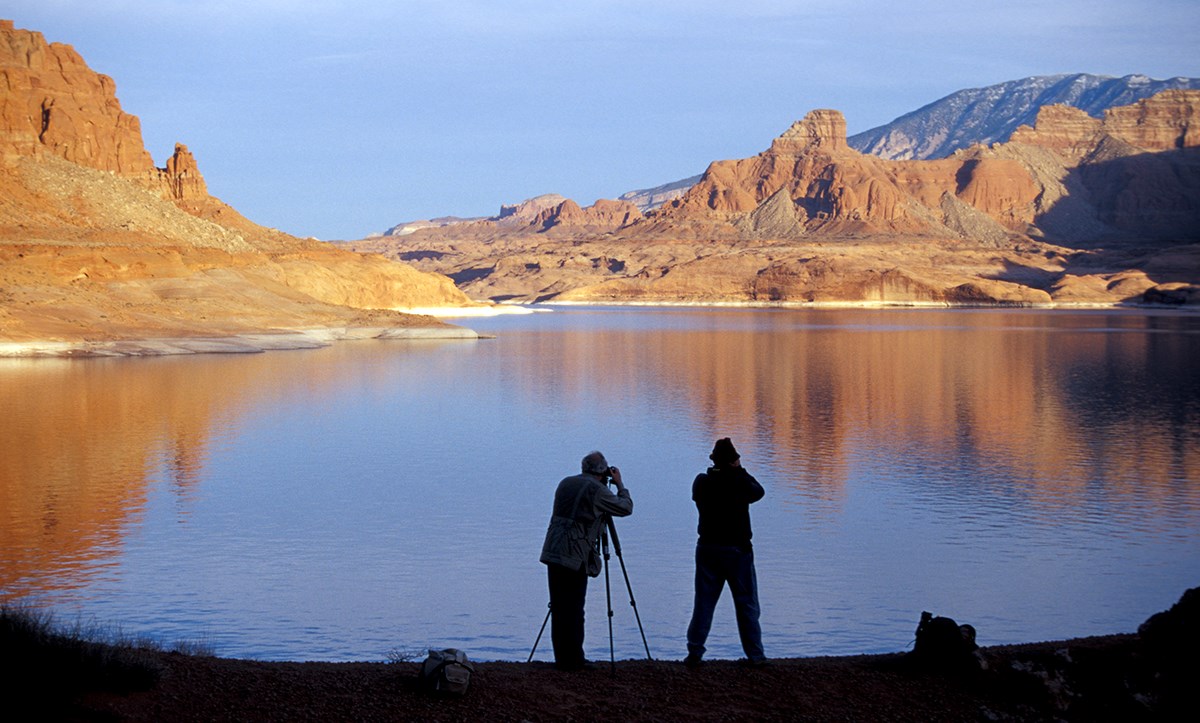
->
<box><xmin>2</xmin><ymin>307</ymin><xmax>1199</xmax><ymax>662</ymax></box>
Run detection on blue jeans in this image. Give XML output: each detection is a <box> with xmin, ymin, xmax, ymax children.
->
<box><xmin>686</xmin><ymin>543</ymin><xmax>764</xmax><ymax>660</ymax></box>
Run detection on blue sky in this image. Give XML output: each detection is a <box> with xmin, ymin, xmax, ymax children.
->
<box><xmin>7</xmin><ymin>1</ymin><xmax>1199</xmax><ymax>240</ymax></box>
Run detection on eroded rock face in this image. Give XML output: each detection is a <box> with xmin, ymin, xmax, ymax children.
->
<box><xmin>661</xmin><ymin>107</ymin><xmax>1046</xmax><ymax>236</ymax></box>
<box><xmin>1010</xmin><ymin>91</ymin><xmax>1198</xmax><ymax>156</ymax></box>
<box><xmin>0</xmin><ymin>19</ymin><xmax>154</xmax><ymax>175</ymax></box>
<box><xmin>1103</xmin><ymin>90</ymin><xmax>1200</xmax><ymax>150</ymax></box>
<box><xmin>357</xmin><ymin>91</ymin><xmax>1200</xmax><ymax>307</ymax></box>
<box><xmin>497</xmin><ymin>194</ymin><xmax>567</xmax><ymax>225</ymax></box>
<box><xmin>163</xmin><ymin>143</ymin><xmax>208</xmax><ymax>201</ymax></box>
<box><xmin>1007</xmin><ymin>91</ymin><xmax>1200</xmax><ymax>241</ymax></box>
<box><xmin>0</xmin><ymin>19</ymin><xmax>473</xmax><ymax>345</ymax></box>
<box><xmin>534</xmin><ymin>198</ymin><xmax>643</xmax><ymax>230</ymax></box>
<box><xmin>0</xmin><ymin>20</ymin><xmax>224</xmax><ymax>207</ymax></box>
<box><xmin>773</xmin><ymin>109</ymin><xmax>850</xmax><ymax>153</ymax></box>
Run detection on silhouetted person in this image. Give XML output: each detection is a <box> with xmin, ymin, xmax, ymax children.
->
<box><xmin>540</xmin><ymin>450</ymin><xmax>633</xmax><ymax>670</ymax></box>
<box><xmin>685</xmin><ymin>437</ymin><xmax>766</xmax><ymax>667</ymax></box>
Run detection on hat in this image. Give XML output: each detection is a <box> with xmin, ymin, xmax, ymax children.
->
<box><xmin>709</xmin><ymin>437</ymin><xmax>740</xmax><ymax>465</ymax></box>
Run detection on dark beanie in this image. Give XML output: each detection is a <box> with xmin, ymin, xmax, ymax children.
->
<box><xmin>709</xmin><ymin>437</ymin><xmax>739</xmax><ymax>465</ymax></box>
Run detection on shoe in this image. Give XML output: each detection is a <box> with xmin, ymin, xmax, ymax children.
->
<box><xmin>739</xmin><ymin>657</ymin><xmax>769</xmax><ymax>668</ymax></box>
<box><xmin>555</xmin><ymin>659</ymin><xmax>598</xmax><ymax>671</ymax></box>
<box><xmin>684</xmin><ymin>653</ymin><xmax>703</xmax><ymax>669</ymax></box>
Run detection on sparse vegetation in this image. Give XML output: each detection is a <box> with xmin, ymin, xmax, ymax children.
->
<box><xmin>0</xmin><ymin>605</ymin><xmax>163</xmax><ymax>713</ymax></box>
<box><xmin>386</xmin><ymin>646</ymin><xmax>425</xmax><ymax>664</ymax></box>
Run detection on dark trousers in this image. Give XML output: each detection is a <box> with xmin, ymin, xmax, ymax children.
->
<box><xmin>547</xmin><ymin>563</ymin><xmax>589</xmax><ymax>667</ymax></box>
<box><xmin>686</xmin><ymin>543</ymin><xmax>765</xmax><ymax>661</ymax></box>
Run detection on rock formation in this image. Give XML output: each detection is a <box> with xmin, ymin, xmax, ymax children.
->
<box><xmin>657</xmin><ymin>108</ymin><xmax>1037</xmax><ymax>237</ymax></box>
<box><xmin>0</xmin><ymin>20</ymin><xmax>153</xmax><ymax>174</ymax></box>
<box><xmin>0</xmin><ymin>19</ymin><xmax>474</xmax><ymax>351</ymax></box>
<box><xmin>354</xmin><ymin>90</ymin><xmax>1199</xmax><ymax>307</ymax></box>
<box><xmin>497</xmin><ymin>194</ymin><xmax>567</xmax><ymax>225</ymax></box>
<box><xmin>848</xmin><ymin>73</ymin><xmax>1200</xmax><ymax>161</ymax></box>
<box><xmin>533</xmin><ymin>198</ymin><xmax>643</xmax><ymax>230</ymax></box>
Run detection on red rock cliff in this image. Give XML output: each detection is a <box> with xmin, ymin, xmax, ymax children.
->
<box><xmin>658</xmin><ymin>90</ymin><xmax>1198</xmax><ymax>241</ymax></box>
<box><xmin>0</xmin><ymin>19</ymin><xmax>154</xmax><ymax>174</ymax></box>
<box><xmin>0</xmin><ymin>19</ymin><xmax>211</xmax><ymax>204</ymax></box>
<box><xmin>667</xmin><ymin>109</ymin><xmax>942</xmax><ymax>233</ymax></box>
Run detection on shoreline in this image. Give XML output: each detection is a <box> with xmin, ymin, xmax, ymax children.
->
<box><xmin>536</xmin><ymin>298</ymin><xmax>1200</xmax><ymax>311</ymax></box>
<box><xmin>7</xmin><ymin>589</ymin><xmax>1195</xmax><ymax>720</ymax></box>
<box><xmin>51</xmin><ymin>631</ymin><xmax>1193</xmax><ymax>721</ymax></box>
<box><xmin>4</xmin><ymin>301</ymin><xmax>1197</xmax><ymax>358</ymax></box>
<box><xmin>0</xmin><ymin>325</ymin><xmax>482</xmax><ymax>359</ymax></box>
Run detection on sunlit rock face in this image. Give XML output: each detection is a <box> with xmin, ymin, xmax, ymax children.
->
<box><xmin>0</xmin><ymin>19</ymin><xmax>154</xmax><ymax>174</ymax></box>
<box><xmin>354</xmin><ymin>90</ymin><xmax>1199</xmax><ymax>307</ymax></box>
<box><xmin>0</xmin><ymin>19</ymin><xmax>474</xmax><ymax>348</ymax></box>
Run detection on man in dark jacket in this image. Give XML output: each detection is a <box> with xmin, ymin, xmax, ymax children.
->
<box><xmin>540</xmin><ymin>450</ymin><xmax>633</xmax><ymax>670</ymax></box>
<box><xmin>685</xmin><ymin>437</ymin><xmax>766</xmax><ymax>667</ymax></box>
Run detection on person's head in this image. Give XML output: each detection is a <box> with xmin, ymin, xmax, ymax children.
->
<box><xmin>709</xmin><ymin>437</ymin><xmax>740</xmax><ymax>467</ymax></box>
<box><xmin>582</xmin><ymin>450</ymin><xmax>610</xmax><ymax>477</ymax></box>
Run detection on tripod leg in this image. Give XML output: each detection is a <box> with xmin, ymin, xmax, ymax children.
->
<box><xmin>602</xmin><ymin>526</ymin><xmax>615</xmax><ymax>675</ymax></box>
<box><xmin>528</xmin><ymin>602</ymin><xmax>552</xmax><ymax>663</ymax></box>
<box><xmin>615</xmin><ymin>553</ymin><xmax>653</xmax><ymax>660</ymax></box>
<box><xmin>607</xmin><ymin>519</ymin><xmax>653</xmax><ymax>660</ymax></box>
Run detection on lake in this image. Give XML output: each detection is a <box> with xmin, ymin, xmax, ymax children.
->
<box><xmin>2</xmin><ymin>306</ymin><xmax>1198</xmax><ymax>663</ymax></box>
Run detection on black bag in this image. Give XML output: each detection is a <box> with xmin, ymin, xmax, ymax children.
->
<box><xmin>418</xmin><ymin>648</ymin><xmax>476</xmax><ymax>696</ymax></box>
<box><xmin>911</xmin><ymin>611</ymin><xmax>978</xmax><ymax>667</ymax></box>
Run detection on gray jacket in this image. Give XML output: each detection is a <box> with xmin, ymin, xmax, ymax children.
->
<box><xmin>540</xmin><ymin>473</ymin><xmax>633</xmax><ymax>576</ymax></box>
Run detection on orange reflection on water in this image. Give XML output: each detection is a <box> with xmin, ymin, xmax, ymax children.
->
<box><xmin>2</xmin><ymin>312</ymin><xmax>1196</xmax><ymax>606</ymax></box>
<box><xmin>0</xmin><ymin>344</ymin><xmax>446</xmax><ymax>600</ymax></box>
<box><xmin>500</xmin><ymin>310</ymin><xmax>1198</xmax><ymax>518</ymax></box>
<box><xmin>0</xmin><ymin>358</ymin><xmax>209</xmax><ymax>599</ymax></box>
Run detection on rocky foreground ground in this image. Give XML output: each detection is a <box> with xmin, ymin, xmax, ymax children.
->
<box><xmin>4</xmin><ymin>590</ymin><xmax>1195</xmax><ymax>721</ymax></box>
<box><xmin>30</xmin><ymin>634</ymin><xmax>1187</xmax><ymax>722</ymax></box>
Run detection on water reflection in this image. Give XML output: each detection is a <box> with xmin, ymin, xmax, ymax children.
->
<box><xmin>1</xmin><ymin>309</ymin><xmax>1198</xmax><ymax>660</ymax></box>
<box><xmin>0</xmin><ymin>342</ymin><xmax>475</xmax><ymax>601</ymax></box>
<box><xmin>476</xmin><ymin>309</ymin><xmax>1200</xmax><ymax>514</ymax></box>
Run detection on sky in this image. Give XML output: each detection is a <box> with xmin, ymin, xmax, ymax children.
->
<box><xmin>7</xmin><ymin>1</ymin><xmax>1199</xmax><ymax>240</ymax></box>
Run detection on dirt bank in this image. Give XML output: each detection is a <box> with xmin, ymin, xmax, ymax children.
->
<box><xmin>54</xmin><ymin>633</ymin><xmax>1193</xmax><ymax>721</ymax></box>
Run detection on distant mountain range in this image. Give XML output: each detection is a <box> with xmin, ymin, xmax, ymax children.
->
<box><xmin>848</xmin><ymin>73</ymin><xmax>1200</xmax><ymax>160</ymax></box>
<box><xmin>612</xmin><ymin>74</ymin><xmax>1200</xmax><ymax>212</ymax></box>
<box><xmin>356</xmin><ymin>86</ymin><xmax>1200</xmax><ymax>307</ymax></box>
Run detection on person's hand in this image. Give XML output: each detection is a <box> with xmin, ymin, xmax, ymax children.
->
<box><xmin>608</xmin><ymin>466</ymin><xmax>624</xmax><ymax>489</ymax></box>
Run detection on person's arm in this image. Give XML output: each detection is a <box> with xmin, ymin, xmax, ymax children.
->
<box><xmin>595</xmin><ymin>467</ymin><xmax>633</xmax><ymax>517</ymax></box>
<box><xmin>740</xmin><ymin>468</ymin><xmax>765</xmax><ymax>504</ymax></box>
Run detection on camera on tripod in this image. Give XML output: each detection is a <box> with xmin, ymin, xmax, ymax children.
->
<box><xmin>529</xmin><ymin>465</ymin><xmax>650</xmax><ymax>672</ymax></box>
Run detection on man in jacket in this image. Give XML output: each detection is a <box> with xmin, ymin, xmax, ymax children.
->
<box><xmin>540</xmin><ymin>450</ymin><xmax>633</xmax><ymax>670</ymax></box>
<box><xmin>685</xmin><ymin>437</ymin><xmax>767</xmax><ymax>667</ymax></box>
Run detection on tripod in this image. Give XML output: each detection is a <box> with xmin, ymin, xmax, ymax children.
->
<box><xmin>529</xmin><ymin>516</ymin><xmax>652</xmax><ymax>673</ymax></box>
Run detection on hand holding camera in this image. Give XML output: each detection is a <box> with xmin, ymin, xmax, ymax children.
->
<box><xmin>607</xmin><ymin>465</ymin><xmax>624</xmax><ymax>490</ymax></box>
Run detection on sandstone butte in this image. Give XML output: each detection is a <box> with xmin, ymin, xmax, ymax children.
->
<box><xmin>0</xmin><ymin>19</ymin><xmax>477</xmax><ymax>356</ymax></box>
<box><xmin>354</xmin><ymin>91</ymin><xmax>1200</xmax><ymax>308</ymax></box>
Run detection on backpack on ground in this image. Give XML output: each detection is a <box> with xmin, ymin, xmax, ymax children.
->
<box><xmin>418</xmin><ymin>648</ymin><xmax>476</xmax><ymax>696</ymax></box>
<box><xmin>910</xmin><ymin>611</ymin><xmax>980</xmax><ymax>669</ymax></box>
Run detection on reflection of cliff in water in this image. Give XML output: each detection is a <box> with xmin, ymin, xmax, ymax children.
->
<box><xmin>4</xmin><ymin>313</ymin><xmax>1197</xmax><ymax>603</ymax></box>
<box><xmin>505</xmin><ymin>311</ymin><xmax>1200</xmax><ymax>512</ymax></box>
<box><xmin>0</xmin><ymin>343</ymin><xmax>461</xmax><ymax>600</ymax></box>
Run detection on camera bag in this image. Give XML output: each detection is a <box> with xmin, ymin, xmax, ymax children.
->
<box><xmin>418</xmin><ymin>648</ymin><xmax>476</xmax><ymax>696</ymax></box>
